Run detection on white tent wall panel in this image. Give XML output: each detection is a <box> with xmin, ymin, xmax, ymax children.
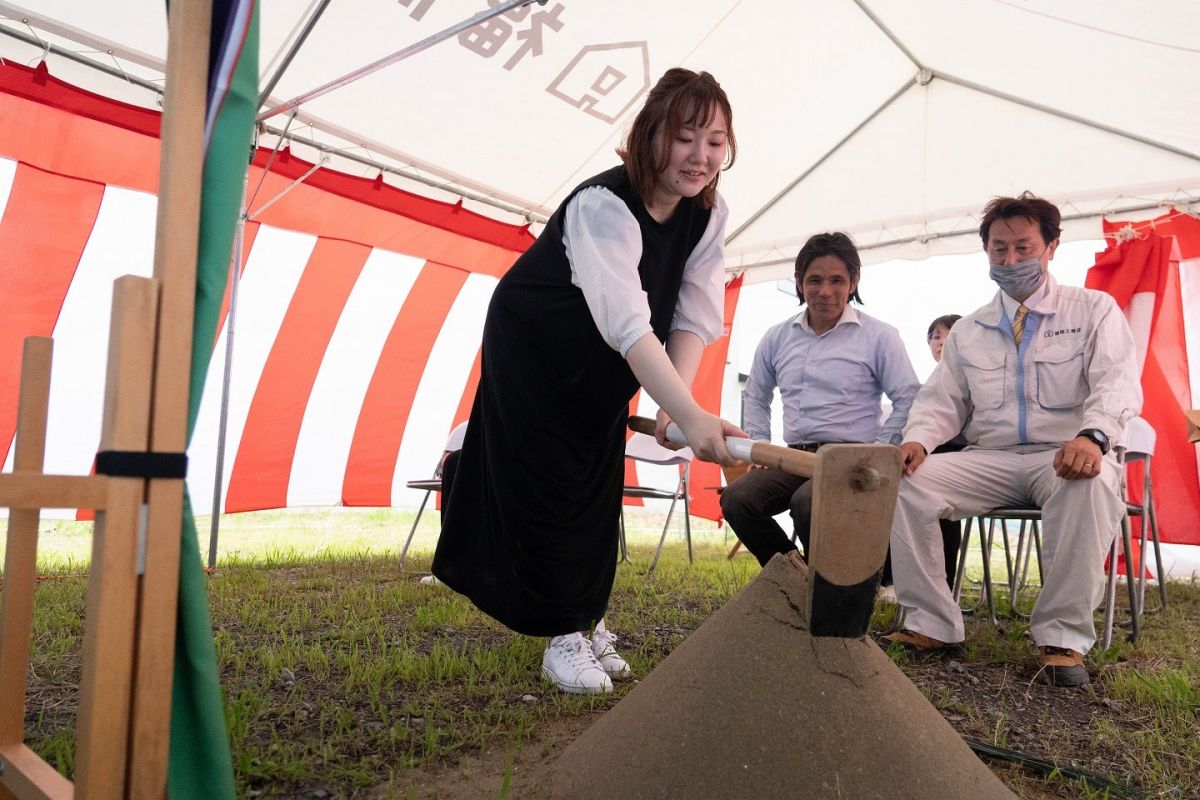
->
<box><xmin>1</xmin><ymin>158</ymin><xmax>20</xmax><ymax>474</ymax></box>
<box><xmin>286</xmin><ymin>248</ymin><xmax>426</xmax><ymax>508</ymax></box>
<box><xmin>388</xmin><ymin>271</ymin><xmax>495</xmax><ymax>508</ymax></box>
<box><xmin>0</xmin><ymin>156</ymin><xmax>14</xmax><ymax>221</ymax></box>
<box><xmin>43</xmin><ymin>185</ymin><xmax>156</xmax><ymax>477</ymax></box>
<box><xmin>1182</xmin><ymin>257</ymin><xmax>1200</xmax><ymax>422</ymax></box>
<box><xmin>188</xmin><ymin>225</ymin><xmax>316</xmax><ymax>512</ymax></box>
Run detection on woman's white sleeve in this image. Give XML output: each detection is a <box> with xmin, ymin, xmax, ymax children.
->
<box><xmin>670</xmin><ymin>193</ymin><xmax>728</xmax><ymax>344</ymax></box>
<box><xmin>564</xmin><ymin>187</ymin><xmax>652</xmax><ymax>356</ymax></box>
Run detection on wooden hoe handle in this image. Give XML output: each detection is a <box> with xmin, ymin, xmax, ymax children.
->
<box><xmin>627</xmin><ymin>416</ymin><xmax>816</xmax><ymax>478</ymax></box>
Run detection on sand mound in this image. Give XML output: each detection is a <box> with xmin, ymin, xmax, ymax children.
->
<box><xmin>541</xmin><ymin>553</ymin><xmax>1015</xmax><ymax>799</ymax></box>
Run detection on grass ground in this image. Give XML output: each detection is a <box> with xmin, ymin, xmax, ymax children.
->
<box><xmin>3</xmin><ymin>508</ymin><xmax>1199</xmax><ymax>799</ymax></box>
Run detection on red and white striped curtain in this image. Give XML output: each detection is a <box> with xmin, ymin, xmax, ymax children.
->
<box><xmin>1089</xmin><ymin>213</ymin><xmax>1200</xmax><ymax>576</ymax></box>
<box><xmin>0</xmin><ymin>62</ymin><xmax>529</xmax><ymax>516</ymax></box>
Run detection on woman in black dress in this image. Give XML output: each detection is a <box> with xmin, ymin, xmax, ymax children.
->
<box><xmin>432</xmin><ymin>68</ymin><xmax>744</xmax><ymax>694</ymax></box>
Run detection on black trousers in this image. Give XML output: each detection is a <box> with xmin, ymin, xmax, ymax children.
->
<box><xmin>719</xmin><ymin>462</ymin><xmax>961</xmax><ymax>590</ymax></box>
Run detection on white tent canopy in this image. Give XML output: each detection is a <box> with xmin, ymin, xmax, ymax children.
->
<box><xmin>3</xmin><ymin>0</ymin><xmax>1198</xmax><ymax>281</ymax></box>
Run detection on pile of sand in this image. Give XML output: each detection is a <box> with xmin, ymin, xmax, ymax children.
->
<box><xmin>539</xmin><ymin>553</ymin><xmax>1014</xmax><ymax>799</ymax></box>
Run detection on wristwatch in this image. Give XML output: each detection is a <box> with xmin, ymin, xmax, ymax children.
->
<box><xmin>1076</xmin><ymin>428</ymin><xmax>1109</xmax><ymax>455</ymax></box>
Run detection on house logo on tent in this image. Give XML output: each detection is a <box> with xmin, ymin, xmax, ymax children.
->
<box><xmin>546</xmin><ymin>42</ymin><xmax>651</xmax><ymax>124</ymax></box>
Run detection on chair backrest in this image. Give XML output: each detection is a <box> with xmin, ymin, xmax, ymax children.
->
<box><xmin>1121</xmin><ymin>416</ymin><xmax>1155</xmax><ymax>460</ymax></box>
<box><xmin>625</xmin><ymin>432</ymin><xmax>694</xmax><ymax>466</ymax></box>
<box><xmin>444</xmin><ymin>420</ymin><xmax>469</xmax><ymax>453</ymax></box>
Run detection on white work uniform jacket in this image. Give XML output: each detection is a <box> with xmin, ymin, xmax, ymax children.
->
<box><xmin>904</xmin><ymin>276</ymin><xmax>1142</xmax><ymax>453</ymax></box>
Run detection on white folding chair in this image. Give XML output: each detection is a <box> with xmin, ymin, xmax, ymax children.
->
<box><xmin>620</xmin><ymin>433</ymin><xmax>694</xmax><ymax>572</ymax></box>
<box><xmin>399</xmin><ymin>421</ymin><xmax>468</xmax><ymax>569</ymax></box>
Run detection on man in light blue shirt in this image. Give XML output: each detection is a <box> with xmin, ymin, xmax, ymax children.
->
<box><xmin>721</xmin><ymin>232</ymin><xmax>919</xmax><ymax>566</ymax></box>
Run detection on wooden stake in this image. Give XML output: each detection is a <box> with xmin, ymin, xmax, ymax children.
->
<box><xmin>74</xmin><ymin>276</ymin><xmax>159</xmax><ymax>800</ymax></box>
<box><xmin>804</xmin><ymin>443</ymin><xmax>903</xmax><ymax>637</ymax></box>
<box><xmin>129</xmin><ymin>1</ymin><xmax>214</xmax><ymax>795</ymax></box>
<box><xmin>0</xmin><ymin>474</ymin><xmax>109</xmax><ymax>511</ymax></box>
<box><xmin>0</xmin><ymin>338</ymin><xmax>52</xmax><ymax>747</ymax></box>
<box><xmin>0</xmin><ymin>743</ymin><xmax>71</xmax><ymax>800</ymax></box>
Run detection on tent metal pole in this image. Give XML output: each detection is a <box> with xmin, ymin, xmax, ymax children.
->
<box><xmin>246</xmin><ymin>156</ymin><xmax>326</xmax><ymax>220</ymax></box>
<box><xmin>725</xmin><ymin>77</ymin><xmax>916</xmax><ymax>245</ymax></box>
<box><xmin>849</xmin><ymin>0</ymin><xmax>924</xmax><ymax>70</ymax></box>
<box><xmin>257</xmin><ymin>0</ymin><xmax>332</xmax><ymax>110</ymax></box>
<box><xmin>0</xmin><ymin>22</ymin><xmax>163</xmax><ymax>94</ymax></box>
<box><xmin>936</xmin><ymin>71</ymin><xmax>1200</xmax><ymax>164</ymax></box>
<box><xmin>245</xmin><ymin>110</ymin><xmax>298</xmax><ymax>213</ymax></box>
<box><xmin>256</xmin><ymin>125</ymin><xmax>549</xmax><ymax>223</ymax></box>
<box><xmin>257</xmin><ymin>0</ymin><xmax>543</xmax><ymax>122</ymax></box>
<box><xmin>725</xmin><ymin>194</ymin><xmax>1200</xmax><ymax>275</ymax></box>
<box><xmin>207</xmin><ymin>172</ymin><xmax>250</xmax><ymax>569</ymax></box>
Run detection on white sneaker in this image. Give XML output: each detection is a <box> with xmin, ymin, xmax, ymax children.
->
<box><xmin>591</xmin><ymin>619</ymin><xmax>631</xmax><ymax>679</ymax></box>
<box><xmin>541</xmin><ymin>633</ymin><xmax>612</xmax><ymax>694</ymax></box>
<box><xmin>418</xmin><ymin>575</ymin><xmax>441</xmax><ymax>586</ymax></box>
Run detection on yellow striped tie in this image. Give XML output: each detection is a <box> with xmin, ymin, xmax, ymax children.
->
<box><xmin>1012</xmin><ymin>304</ymin><xmax>1029</xmax><ymax>346</ymax></box>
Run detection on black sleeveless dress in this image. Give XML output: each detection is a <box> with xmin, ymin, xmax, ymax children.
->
<box><xmin>431</xmin><ymin>166</ymin><xmax>712</xmax><ymax>636</ymax></box>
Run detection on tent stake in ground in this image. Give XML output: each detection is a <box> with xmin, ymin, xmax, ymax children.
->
<box><xmin>543</xmin><ymin>430</ymin><xmax>1017</xmax><ymax>799</ymax></box>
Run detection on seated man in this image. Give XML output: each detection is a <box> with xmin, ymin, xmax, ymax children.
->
<box><xmin>720</xmin><ymin>232</ymin><xmax>919</xmax><ymax>566</ymax></box>
<box><xmin>885</xmin><ymin>193</ymin><xmax>1141</xmax><ymax>688</ymax></box>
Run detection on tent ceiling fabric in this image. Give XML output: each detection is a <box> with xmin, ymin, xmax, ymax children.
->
<box><xmin>3</xmin><ymin>0</ymin><xmax>1198</xmax><ymax>280</ymax></box>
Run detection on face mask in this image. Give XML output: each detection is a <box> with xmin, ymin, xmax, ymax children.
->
<box><xmin>988</xmin><ymin>255</ymin><xmax>1046</xmax><ymax>299</ymax></box>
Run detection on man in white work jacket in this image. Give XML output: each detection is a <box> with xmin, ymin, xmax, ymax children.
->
<box><xmin>883</xmin><ymin>193</ymin><xmax>1141</xmax><ymax>687</ymax></box>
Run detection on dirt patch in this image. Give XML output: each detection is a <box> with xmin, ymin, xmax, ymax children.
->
<box><xmin>368</xmin><ymin>715</ymin><xmax>597</xmax><ymax>800</ymax></box>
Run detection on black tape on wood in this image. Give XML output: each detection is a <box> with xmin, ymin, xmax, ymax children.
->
<box><xmin>95</xmin><ymin>450</ymin><xmax>188</xmax><ymax>479</ymax></box>
<box><xmin>809</xmin><ymin>568</ymin><xmax>883</xmax><ymax>638</ymax></box>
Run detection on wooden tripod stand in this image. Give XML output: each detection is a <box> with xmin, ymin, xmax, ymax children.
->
<box><xmin>0</xmin><ymin>0</ymin><xmax>215</xmax><ymax>796</ymax></box>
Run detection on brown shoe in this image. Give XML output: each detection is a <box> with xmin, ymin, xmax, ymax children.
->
<box><xmin>881</xmin><ymin>629</ymin><xmax>955</xmax><ymax>653</ymax></box>
<box><xmin>1038</xmin><ymin>646</ymin><xmax>1089</xmax><ymax>687</ymax></box>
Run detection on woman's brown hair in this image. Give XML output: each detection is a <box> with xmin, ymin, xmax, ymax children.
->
<box><xmin>617</xmin><ymin>68</ymin><xmax>736</xmax><ymax>210</ymax></box>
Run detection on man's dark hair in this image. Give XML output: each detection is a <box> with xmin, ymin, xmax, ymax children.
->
<box><xmin>794</xmin><ymin>232</ymin><xmax>863</xmax><ymax>304</ymax></box>
<box><xmin>926</xmin><ymin>314</ymin><xmax>962</xmax><ymax>342</ymax></box>
<box><xmin>979</xmin><ymin>192</ymin><xmax>1062</xmax><ymax>247</ymax></box>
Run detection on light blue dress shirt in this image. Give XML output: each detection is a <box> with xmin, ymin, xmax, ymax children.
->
<box><xmin>742</xmin><ymin>305</ymin><xmax>920</xmax><ymax>445</ymax></box>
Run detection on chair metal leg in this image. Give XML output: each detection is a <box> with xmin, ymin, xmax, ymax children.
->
<box><xmin>1018</xmin><ymin>521</ymin><xmax>1035</xmax><ymax>593</ymax></box>
<box><xmin>999</xmin><ymin>518</ymin><xmax>1017</xmax><ymax>606</ymax></box>
<box><xmin>1102</xmin><ymin>536</ymin><xmax>1119</xmax><ymax>650</ymax></box>
<box><xmin>399</xmin><ymin>489</ymin><xmax>431</xmax><ymax>569</ymax></box>
<box><xmin>980</xmin><ymin>517</ymin><xmax>997</xmax><ymax>625</ymax></box>
<box><xmin>649</xmin><ymin>468</ymin><xmax>690</xmax><ymax>572</ymax></box>
<box><xmin>1140</xmin><ymin>458</ymin><xmax>1168</xmax><ymax>612</ymax></box>
<box><xmin>1147</xmin><ymin>485</ymin><xmax>1168</xmax><ymax>610</ymax></box>
<box><xmin>1032</xmin><ymin>520</ymin><xmax>1044</xmax><ymax>585</ymax></box>
<box><xmin>1015</xmin><ymin>521</ymin><xmax>1035</xmax><ymax>613</ymax></box>
<box><xmin>952</xmin><ymin>518</ymin><xmax>972</xmax><ymax>604</ymax></box>
<box><xmin>648</xmin><ymin>512</ymin><xmax>672</xmax><ymax>574</ymax></box>
<box><xmin>1121</xmin><ymin>515</ymin><xmax>1141</xmax><ymax>643</ymax></box>
<box><xmin>682</xmin><ymin>466</ymin><xmax>692</xmax><ymax>565</ymax></box>
<box><xmin>1136</xmin><ymin>509</ymin><xmax>1148</xmax><ymax>618</ymax></box>
<box><xmin>618</xmin><ymin>507</ymin><xmax>629</xmax><ymax>563</ymax></box>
